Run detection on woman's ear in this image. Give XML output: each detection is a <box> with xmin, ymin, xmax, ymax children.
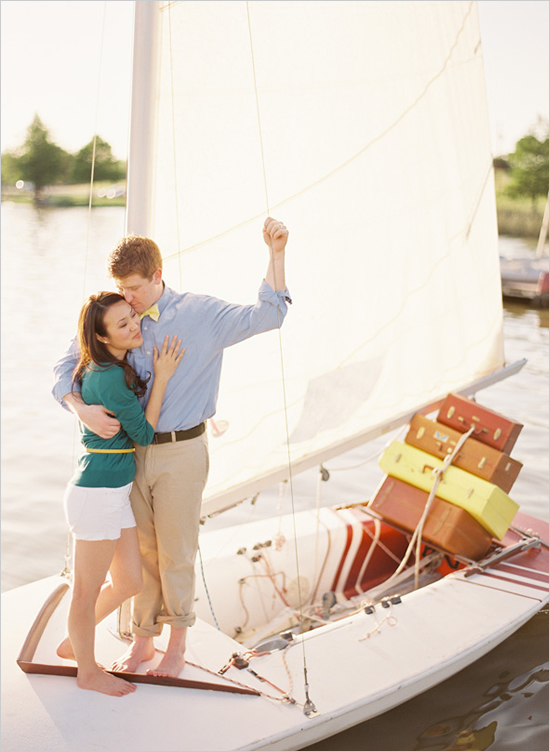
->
<box><xmin>95</xmin><ymin>333</ymin><xmax>108</xmax><ymax>344</ymax></box>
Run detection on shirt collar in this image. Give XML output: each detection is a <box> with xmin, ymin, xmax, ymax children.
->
<box><xmin>155</xmin><ymin>283</ymin><xmax>173</xmax><ymax>317</ymax></box>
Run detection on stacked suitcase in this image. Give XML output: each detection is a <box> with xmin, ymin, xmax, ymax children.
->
<box><xmin>369</xmin><ymin>393</ymin><xmax>524</xmax><ymax>560</ymax></box>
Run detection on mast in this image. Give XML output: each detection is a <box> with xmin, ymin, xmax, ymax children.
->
<box><xmin>125</xmin><ymin>1</ymin><xmax>162</xmax><ymax>237</ymax></box>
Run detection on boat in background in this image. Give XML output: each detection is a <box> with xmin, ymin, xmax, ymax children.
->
<box><xmin>500</xmin><ymin>196</ymin><xmax>549</xmax><ymax>307</ymax></box>
<box><xmin>2</xmin><ymin>2</ymin><xmax>548</xmax><ymax>750</ymax></box>
<box><xmin>500</xmin><ymin>255</ymin><xmax>549</xmax><ymax>307</ymax></box>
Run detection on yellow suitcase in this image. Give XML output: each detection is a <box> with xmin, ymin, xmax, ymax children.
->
<box><xmin>378</xmin><ymin>440</ymin><xmax>519</xmax><ymax>539</ymax></box>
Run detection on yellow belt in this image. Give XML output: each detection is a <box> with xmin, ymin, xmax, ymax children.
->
<box><xmin>86</xmin><ymin>448</ymin><xmax>135</xmax><ymax>454</ymax></box>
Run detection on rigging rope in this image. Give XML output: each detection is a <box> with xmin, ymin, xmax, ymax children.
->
<box><xmin>64</xmin><ymin>0</ymin><xmax>109</xmax><ymax>580</ymax></box>
<box><xmin>81</xmin><ymin>0</ymin><xmax>107</xmax><ymax>299</ymax></box>
<box><xmin>167</xmin><ymin>2</ymin><xmax>183</xmax><ymax>290</ymax></box>
<box><xmin>197</xmin><ymin>543</ymin><xmax>221</xmax><ymax>631</ymax></box>
<box><xmin>245</xmin><ymin>1</ymin><xmax>316</xmax><ymax>717</ymax></box>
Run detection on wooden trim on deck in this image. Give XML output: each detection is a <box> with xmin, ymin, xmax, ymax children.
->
<box><xmin>16</xmin><ymin>580</ymin><xmax>259</xmax><ymax>696</ymax></box>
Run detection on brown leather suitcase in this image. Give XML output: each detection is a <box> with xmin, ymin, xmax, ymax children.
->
<box><xmin>369</xmin><ymin>476</ymin><xmax>493</xmax><ymax>560</ymax></box>
<box><xmin>437</xmin><ymin>393</ymin><xmax>523</xmax><ymax>454</ymax></box>
<box><xmin>405</xmin><ymin>413</ymin><xmax>523</xmax><ymax>493</ymax></box>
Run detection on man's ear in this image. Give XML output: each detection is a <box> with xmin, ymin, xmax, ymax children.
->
<box><xmin>153</xmin><ymin>268</ymin><xmax>163</xmax><ymax>285</ymax></box>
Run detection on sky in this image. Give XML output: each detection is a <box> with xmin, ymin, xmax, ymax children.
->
<box><xmin>1</xmin><ymin>1</ymin><xmax>549</xmax><ymax>161</ymax></box>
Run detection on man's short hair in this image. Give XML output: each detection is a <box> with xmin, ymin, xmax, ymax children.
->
<box><xmin>107</xmin><ymin>235</ymin><xmax>163</xmax><ymax>280</ymax></box>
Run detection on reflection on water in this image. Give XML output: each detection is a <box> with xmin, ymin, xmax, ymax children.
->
<box><xmin>1</xmin><ymin>205</ymin><xmax>548</xmax><ymax>751</ymax></box>
<box><xmin>415</xmin><ymin>664</ymin><xmax>548</xmax><ymax>751</ymax></box>
<box><xmin>506</xmin><ymin>302</ymin><xmax>549</xmax><ymax>329</ymax></box>
<box><xmin>420</xmin><ymin>721</ymin><xmax>497</xmax><ymax>751</ymax></box>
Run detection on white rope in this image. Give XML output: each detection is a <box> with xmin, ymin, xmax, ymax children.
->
<box><xmin>358</xmin><ymin>607</ymin><xmax>398</xmax><ymax>642</ymax></box>
<box><xmin>377</xmin><ymin>424</ymin><xmax>476</xmax><ymax>591</ymax></box>
<box><xmin>413</xmin><ymin>424</ymin><xmax>476</xmax><ymax>588</ymax></box>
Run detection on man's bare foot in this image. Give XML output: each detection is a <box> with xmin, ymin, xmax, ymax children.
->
<box><xmin>146</xmin><ymin>651</ymin><xmax>185</xmax><ymax>678</ymax></box>
<box><xmin>77</xmin><ymin>665</ymin><xmax>137</xmax><ymax>697</ymax></box>
<box><xmin>110</xmin><ymin>636</ymin><xmax>155</xmax><ymax>673</ymax></box>
<box><xmin>56</xmin><ymin>636</ymin><xmax>75</xmax><ymax>661</ymax></box>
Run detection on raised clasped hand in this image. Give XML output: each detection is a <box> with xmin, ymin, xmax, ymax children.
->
<box><xmin>263</xmin><ymin>217</ymin><xmax>288</xmax><ymax>254</ymax></box>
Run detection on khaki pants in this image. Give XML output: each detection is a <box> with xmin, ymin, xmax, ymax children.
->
<box><xmin>130</xmin><ymin>432</ymin><xmax>209</xmax><ymax>637</ymax></box>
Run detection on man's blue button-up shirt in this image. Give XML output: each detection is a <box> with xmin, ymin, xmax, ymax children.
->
<box><xmin>53</xmin><ymin>280</ymin><xmax>291</xmax><ymax>433</ymax></box>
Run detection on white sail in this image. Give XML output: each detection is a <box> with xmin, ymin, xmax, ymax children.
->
<box><xmin>126</xmin><ymin>1</ymin><xmax>504</xmax><ymax>515</ymax></box>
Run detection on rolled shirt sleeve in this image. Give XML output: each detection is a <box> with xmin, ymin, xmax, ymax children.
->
<box><xmin>208</xmin><ymin>280</ymin><xmax>292</xmax><ymax>350</ymax></box>
<box><xmin>52</xmin><ymin>337</ymin><xmax>80</xmax><ymax>410</ymax></box>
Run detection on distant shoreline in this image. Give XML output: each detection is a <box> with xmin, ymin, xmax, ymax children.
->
<box><xmin>1</xmin><ymin>172</ymin><xmax>547</xmax><ymax>239</ymax></box>
<box><xmin>0</xmin><ymin>181</ymin><xmax>126</xmax><ymax>208</ymax></box>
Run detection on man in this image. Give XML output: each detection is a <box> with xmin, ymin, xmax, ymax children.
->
<box><xmin>52</xmin><ymin>217</ymin><xmax>290</xmax><ymax>678</ymax></box>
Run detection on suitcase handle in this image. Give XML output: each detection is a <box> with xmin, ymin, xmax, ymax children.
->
<box><xmin>457</xmin><ymin>416</ymin><xmax>489</xmax><ymax>435</ymax></box>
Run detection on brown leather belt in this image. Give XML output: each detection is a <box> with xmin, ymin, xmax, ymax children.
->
<box><xmin>152</xmin><ymin>422</ymin><xmax>206</xmax><ymax>445</ymax></box>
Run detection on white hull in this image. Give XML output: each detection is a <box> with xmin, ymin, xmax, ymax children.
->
<box><xmin>2</xmin><ymin>509</ymin><xmax>547</xmax><ymax>751</ymax></box>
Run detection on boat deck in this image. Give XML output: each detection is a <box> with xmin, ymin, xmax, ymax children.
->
<box><xmin>2</xmin><ymin>512</ymin><xmax>547</xmax><ymax>751</ymax></box>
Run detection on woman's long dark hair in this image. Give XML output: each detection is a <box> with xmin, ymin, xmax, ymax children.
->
<box><xmin>73</xmin><ymin>292</ymin><xmax>149</xmax><ymax>398</ymax></box>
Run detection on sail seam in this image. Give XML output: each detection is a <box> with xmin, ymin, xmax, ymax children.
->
<box><xmin>162</xmin><ymin>1</ymin><xmax>477</xmax><ymax>263</ymax></box>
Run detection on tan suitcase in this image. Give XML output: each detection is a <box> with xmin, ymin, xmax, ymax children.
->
<box><xmin>405</xmin><ymin>413</ymin><xmax>522</xmax><ymax>493</ymax></box>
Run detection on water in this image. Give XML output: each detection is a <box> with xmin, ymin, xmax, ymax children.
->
<box><xmin>1</xmin><ymin>203</ymin><xmax>548</xmax><ymax>750</ymax></box>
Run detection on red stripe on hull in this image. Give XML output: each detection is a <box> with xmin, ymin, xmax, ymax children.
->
<box><xmin>482</xmin><ymin>571</ymin><xmax>549</xmax><ymax>593</ymax></box>
<box><xmin>495</xmin><ymin>563</ymin><xmax>550</xmax><ymax>583</ymax></box>
<box><xmin>343</xmin><ymin>511</ymin><xmax>375</xmax><ymax>597</ymax></box>
<box><xmin>329</xmin><ymin>509</ymin><xmax>355</xmax><ymax>593</ymax></box>
<box><xmin>346</xmin><ymin>509</ymin><xmax>410</xmax><ymax>598</ymax></box>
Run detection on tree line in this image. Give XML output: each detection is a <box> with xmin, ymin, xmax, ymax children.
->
<box><xmin>1</xmin><ymin>115</ymin><xmax>126</xmax><ymax>201</ymax></box>
<box><xmin>1</xmin><ymin>114</ymin><xmax>548</xmax><ymax>208</ymax></box>
<box><xmin>494</xmin><ymin>117</ymin><xmax>549</xmax><ymax>210</ymax></box>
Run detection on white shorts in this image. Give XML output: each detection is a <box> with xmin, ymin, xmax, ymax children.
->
<box><xmin>63</xmin><ymin>482</ymin><xmax>136</xmax><ymax>541</ymax></box>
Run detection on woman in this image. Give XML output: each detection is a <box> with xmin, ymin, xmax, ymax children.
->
<box><xmin>56</xmin><ymin>292</ymin><xmax>183</xmax><ymax>697</ymax></box>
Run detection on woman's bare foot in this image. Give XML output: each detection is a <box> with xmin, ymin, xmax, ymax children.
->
<box><xmin>56</xmin><ymin>636</ymin><xmax>75</xmax><ymax>661</ymax></box>
<box><xmin>110</xmin><ymin>636</ymin><xmax>155</xmax><ymax>673</ymax></box>
<box><xmin>77</xmin><ymin>665</ymin><xmax>137</xmax><ymax>697</ymax></box>
<box><xmin>146</xmin><ymin>650</ymin><xmax>185</xmax><ymax>678</ymax></box>
<box><xmin>57</xmin><ymin>637</ymin><xmax>106</xmax><ymax>668</ymax></box>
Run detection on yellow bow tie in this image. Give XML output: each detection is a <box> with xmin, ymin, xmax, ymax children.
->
<box><xmin>139</xmin><ymin>304</ymin><xmax>160</xmax><ymax>322</ymax></box>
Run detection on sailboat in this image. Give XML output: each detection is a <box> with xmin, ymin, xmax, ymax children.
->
<box><xmin>2</xmin><ymin>2</ymin><xmax>548</xmax><ymax>750</ymax></box>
